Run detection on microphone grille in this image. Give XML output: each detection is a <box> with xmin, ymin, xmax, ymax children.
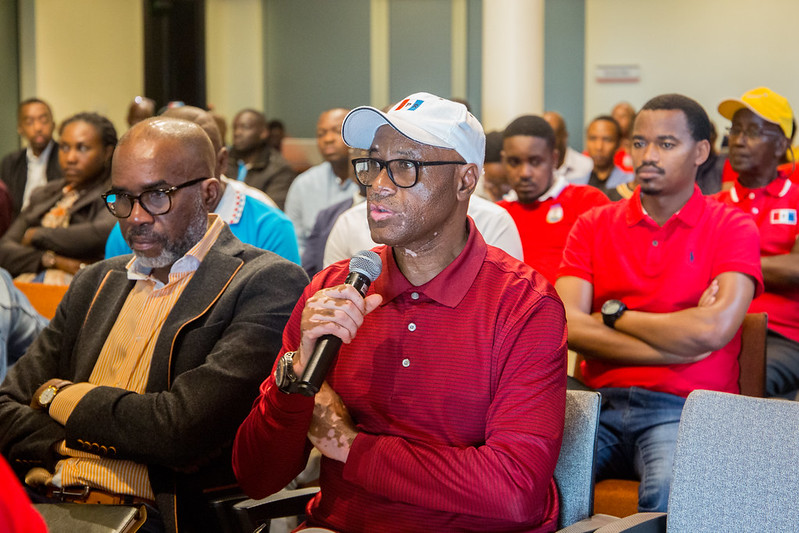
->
<box><xmin>349</xmin><ymin>250</ymin><xmax>382</xmax><ymax>282</ymax></box>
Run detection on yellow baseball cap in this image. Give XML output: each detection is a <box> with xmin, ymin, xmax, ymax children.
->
<box><xmin>718</xmin><ymin>87</ymin><xmax>794</xmax><ymax>138</ymax></box>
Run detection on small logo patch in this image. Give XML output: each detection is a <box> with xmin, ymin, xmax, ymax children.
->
<box><xmin>546</xmin><ymin>204</ymin><xmax>564</xmax><ymax>223</ymax></box>
<box><xmin>394</xmin><ymin>99</ymin><xmax>424</xmax><ymax>112</ymax></box>
<box><xmin>770</xmin><ymin>209</ymin><xmax>797</xmax><ymax>225</ymax></box>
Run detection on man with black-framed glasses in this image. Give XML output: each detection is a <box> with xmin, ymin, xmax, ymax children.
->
<box><xmin>104</xmin><ymin>105</ymin><xmax>300</xmax><ymax>265</ymax></box>
<box><xmin>322</xmin><ymin>135</ymin><xmax>524</xmax><ymax>267</ymax></box>
<box><xmin>234</xmin><ymin>93</ymin><xmax>567</xmax><ymax>532</ymax></box>
<box><xmin>0</xmin><ymin>117</ymin><xmax>308</xmax><ymax>533</ymax></box>
<box><xmin>716</xmin><ymin>87</ymin><xmax>799</xmax><ymax>400</ymax></box>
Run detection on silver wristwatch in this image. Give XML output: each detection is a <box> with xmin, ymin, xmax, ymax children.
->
<box><xmin>275</xmin><ymin>351</ymin><xmax>301</xmax><ymax>394</ymax></box>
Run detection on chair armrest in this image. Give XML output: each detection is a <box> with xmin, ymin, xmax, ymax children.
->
<box><xmin>557</xmin><ymin>513</ymin><xmax>621</xmax><ymax>533</ymax></box>
<box><xmin>593</xmin><ymin>512</ymin><xmax>666</xmax><ymax>533</ymax></box>
<box><xmin>233</xmin><ymin>487</ymin><xmax>320</xmax><ymax>531</ymax></box>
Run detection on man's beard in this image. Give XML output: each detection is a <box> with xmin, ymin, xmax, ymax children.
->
<box><xmin>127</xmin><ymin>195</ymin><xmax>208</xmax><ymax>269</ymax></box>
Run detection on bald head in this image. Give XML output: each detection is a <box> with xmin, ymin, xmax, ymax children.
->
<box><xmin>127</xmin><ymin>97</ymin><xmax>156</xmax><ymax>128</ymax></box>
<box><xmin>112</xmin><ymin>117</ymin><xmax>221</xmax><ymax>283</ymax></box>
<box><xmin>162</xmin><ymin>105</ymin><xmax>223</xmax><ymax>154</ymax></box>
<box><xmin>118</xmin><ymin>117</ymin><xmax>216</xmax><ymax>179</ymax></box>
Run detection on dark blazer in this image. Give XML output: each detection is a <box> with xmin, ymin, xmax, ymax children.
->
<box><xmin>0</xmin><ymin>142</ymin><xmax>62</xmax><ymax>217</ymax></box>
<box><xmin>0</xmin><ymin>226</ymin><xmax>309</xmax><ymax>533</ymax></box>
<box><xmin>0</xmin><ymin>176</ymin><xmax>116</xmax><ymax>276</ymax></box>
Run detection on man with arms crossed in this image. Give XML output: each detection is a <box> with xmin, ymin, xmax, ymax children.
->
<box><xmin>234</xmin><ymin>93</ymin><xmax>566</xmax><ymax>532</ymax></box>
<box><xmin>556</xmin><ymin>94</ymin><xmax>762</xmax><ymax>512</ymax></box>
<box><xmin>0</xmin><ymin>117</ymin><xmax>307</xmax><ymax>533</ymax></box>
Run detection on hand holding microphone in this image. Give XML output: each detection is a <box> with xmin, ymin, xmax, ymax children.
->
<box><xmin>296</xmin><ymin>250</ymin><xmax>382</xmax><ymax>396</ymax></box>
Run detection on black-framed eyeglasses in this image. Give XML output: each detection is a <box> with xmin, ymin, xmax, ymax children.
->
<box><xmin>726</xmin><ymin>126</ymin><xmax>784</xmax><ymax>141</ymax></box>
<box><xmin>351</xmin><ymin>157</ymin><xmax>466</xmax><ymax>188</ymax></box>
<box><xmin>102</xmin><ymin>177</ymin><xmax>209</xmax><ymax>218</ymax></box>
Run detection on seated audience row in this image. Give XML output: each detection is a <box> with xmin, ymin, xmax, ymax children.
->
<box><xmin>1</xmin><ymin>87</ymin><xmax>797</xmax><ymax>532</ymax></box>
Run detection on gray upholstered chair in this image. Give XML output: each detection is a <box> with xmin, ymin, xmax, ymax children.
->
<box><xmin>593</xmin><ymin>389</ymin><xmax>799</xmax><ymax>532</ymax></box>
<box><xmin>591</xmin><ymin>312</ymin><xmax>769</xmax><ymax>518</ymax></box>
<box><xmin>555</xmin><ymin>390</ymin><xmax>618</xmax><ymax>533</ymax></box>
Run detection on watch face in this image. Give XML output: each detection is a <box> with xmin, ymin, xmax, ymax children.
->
<box><xmin>603</xmin><ymin>300</ymin><xmax>622</xmax><ymax>315</ymax></box>
<box><xmin>39</xmin><ymin>386</ymin><xmax>57</xmax><ymax>406</ymax></box>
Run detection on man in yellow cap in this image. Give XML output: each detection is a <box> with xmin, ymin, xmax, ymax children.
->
<box><xmin>716</xmin><ymin>87</ymin><xmax>799</xmax><ymax>399</ymax></box>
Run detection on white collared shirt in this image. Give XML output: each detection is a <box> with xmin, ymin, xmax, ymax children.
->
<box><xmin>538</xmin><ymin>174</ymin><xmax>570</xmax><ymax>203</ymax></box>
<box><xmin>23</xmin><ymin>141</ymin><xmax>55</xmax><ymax>209</ymax></box>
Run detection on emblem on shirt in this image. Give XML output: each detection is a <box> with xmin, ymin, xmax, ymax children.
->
<box><xmin>770</xmin><ymin>209</ymin><xmax>797</xmax><ymax>225</ymax></box>
<box><xmin>546</xmin><ymin>204</ymin><xmax>564</xmax><ymax>224</ymax></box>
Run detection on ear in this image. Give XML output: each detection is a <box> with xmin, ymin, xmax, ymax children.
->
<box><xmin>216</xmin><ymin>146</ymin><xmax>229</xmax><ymax>178</ymax></box>
<box><xmin>694</xmin><ymin>139</ymin><xmax>711</xmax><ymax>167</ymax></box>
<box><xmin>774</xmin><ymin>135</ymin><xmax>790</xmax><ymax>160</ymax></box>
<box><xmin>201</xmin><ymin>178</ymin><xmax>221</xmax><ymax>212</ymax></box>
<box><xmin>552</xmin><ymin>147</ymin><xmax>561</xmax><ymax>166</ymax></box>
<box><xmin>456</xmin><ymin>163</ymin><xmax>478</xmax><ymax>201</ymax></box>
<box><xmin>260</xmin><ymin>128</ymin><xmax>269</xmax><ymax>142</ymax></box>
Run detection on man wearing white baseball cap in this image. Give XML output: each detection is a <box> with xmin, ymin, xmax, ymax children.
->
<box><xmin>234</xmin><ymin>93</ymin><xmax>567</xmax><ymax>532</ymax></box>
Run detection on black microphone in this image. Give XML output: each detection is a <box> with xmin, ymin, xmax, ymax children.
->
<box><xmin>297</xmin><ymin>250</ymin><xmax>382</xmax><ymax>396</ymax></box>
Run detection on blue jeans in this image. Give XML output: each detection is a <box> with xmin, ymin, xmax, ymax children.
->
<box><xmin>595</xmin><ymin>387</ymin><xmax>686</xmax><ymax>513</ymax></box>
<box><xmin>765</xmin><ymin>329</ymin><xmax>799</xmax><ymax>400</ymax></box>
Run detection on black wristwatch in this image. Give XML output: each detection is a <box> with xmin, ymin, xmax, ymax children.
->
<box><xmin>601</xmin><ymin>300</ymin><xmax>627</xmax><ymax>329</ymax></box>
<box><xmin>275</xmin><ymin>351</ymin><xmax>301</xmax><ymax>394</ymax></box>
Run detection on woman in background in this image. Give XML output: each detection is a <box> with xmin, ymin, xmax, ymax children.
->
<box><xmin>0</xmin><ymin>112</ymin><xmax>117</xmax><ymax>284</ymax></box>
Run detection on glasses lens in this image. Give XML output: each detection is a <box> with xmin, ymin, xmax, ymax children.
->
<box><xmin>387</xmin><ymin>160</ymin><xmax>418</xmax><ymax>187</ymax></box>
<box><xmin>140</xmin><ymin>190</ymin><xmax>171</xmax><ymax>215</ymax></box>
<box><xmin>105</xmin><ymin>193</ymin><xmax>132</xmax><ymax>218</ymax></box>
<box><xmin>354</xmin><ymin>159</ymin><xmax>379</xmax><ymax>186</ymax></box>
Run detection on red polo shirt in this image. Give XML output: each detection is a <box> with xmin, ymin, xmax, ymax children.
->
<box><xmin>234</xmin><ymin>218</ymin><xmax>567</xmax><ymax>532</ymax></box>
<box><xmin>559</xmin><ymin>185</ymin><xmax>763</xmax><ymax>397</ymax></box>
<box><xmin>715</xmin><ymin>176</ymin><xmax>799</xmax><ymax>343</ymax></box>
<box><xmin>499</xmin><ymin>178</ymin><xmax>609</xmax><ymax>284</ymax></box>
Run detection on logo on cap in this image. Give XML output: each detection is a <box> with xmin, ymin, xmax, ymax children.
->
<box><xmin>394</xmin><ymin>99</ymin><xmax>424</xmax><ymax>112</ymax></box>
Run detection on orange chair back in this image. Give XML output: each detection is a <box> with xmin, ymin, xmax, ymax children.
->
<box><xmin>13</xmin><ymin>282</ymin><xmax>69</xmax><ymax>320</ymax></box>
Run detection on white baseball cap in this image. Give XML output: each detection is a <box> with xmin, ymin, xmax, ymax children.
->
<box><xmin>342</xmin><ymin>92</ymin><xmax>485</xmax><ymax>174</ymax></box>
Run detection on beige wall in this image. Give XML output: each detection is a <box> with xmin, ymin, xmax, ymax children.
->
<box><xmin>19</xmin><ymin>0</ymin><xmax>265</xmax><ymax>139</ymax></box>
<box><xmin>481</xmin><ymin>0</ymin><xmax>544</xmax><ymax>131</ymax></box>
<box><xmin>585</xmin><ymin>0</ymin><xmax>799</xmax><ymax>140</ymax></box>
<box><xmin>20</xmin><ymin>0</ymin><xmax>143</xmax><ymax>136</ymax></box>
<box><xmin>206</xmin><ymin>0</ymin><xmax>264</xmax><ymax>133</ymax></box>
